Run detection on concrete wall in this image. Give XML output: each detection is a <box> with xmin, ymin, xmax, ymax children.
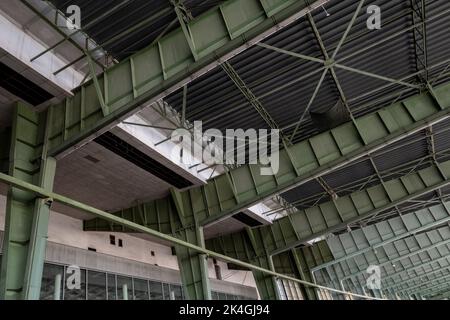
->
<box><xmin>0</xmin><ymin>194</ymin><xmax>258</xmax><ymax>298</ymax></box>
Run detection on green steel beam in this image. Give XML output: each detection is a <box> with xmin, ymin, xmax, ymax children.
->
<box><xmin>86</xmin><ymin>82</ymin><xmax>450</xmax><ymax>236</ymax></box>
<box><xmin>420</xmin><ymin>285</ymin><xmax>450</xmax><ymax>298</ymax></box>
<box><xmin>45</xmin><ymin>0</ymin><xmax>325</xmax><ymax>158</ymax></box>
<box><xmin>379</xmin><ymin>254</ymin><xmax>450</xmax><ymax>289</ymax></box>
<box><xmin>339</xmin><ymin>230</ymin><xmax>450</xmax><ymax>286</ymax></box>
<box><xmin>84</xmin><ymin>85</ymin><xmax>450</xmax><ymax>280</ymax></box>
<box><xmin>425</xmin><ymin>287</ymin><xmax>450</xmax><ymax>299</ymax></box>
<box><xmin>312</xmin><ymin>200</ymin><xmax>450</xmax><ymax>273</ymax></box>
<box><xmin>0</xmin><ymin>171</ymin><xmax>380</xmax><ymax>300</ymax></box>
<box><xmin>400</xmin><ymin>274</ymin><xmax>450</xmax><ymax>296</ymax></box>
<box><xmin>0</xmin><ymin>102</ymin><xmax>56</xmax><ymax>300</ymax></box>
<box><xmin>388</xmin><ymin>268</ymin><xmax>450</xmax><ymax>292</ymax></box>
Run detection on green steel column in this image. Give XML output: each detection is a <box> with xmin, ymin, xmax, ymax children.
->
<box><xmin>245</xmin><ymin>228</ymin><xmax>280</xmax><ymax>300</ymax></box>
<box><xmin>0</xmin><ymin>102</ymin><xmax>56</xmax><ymax>300</ymax></box>
<box><xmin>251</xmin><ymin>256</ymin><xmax>281</xmax><ymax>300</ymax></box>
<box><xmin>175</xmin><ymin>225</ymin><xmax>212</xmax><ymax>300</ymax></box>
<box><xmin>291</xmin><ymin>248</ymin><xmax>319</xmax><ymax>300</ymax></box>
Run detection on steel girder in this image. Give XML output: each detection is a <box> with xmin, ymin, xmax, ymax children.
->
<box><xmin>44</xmin><ymin>0</ymin><xmax>324</xmax><ymax>158</ymax></box>
<box><xmin>389</xmin><ymin>268</ymin><xmax>450</xmax><ymax>293</ymax></box>
<box><xmin>424</xmin><ymin>286</ymin><xmax>450</xmax><ymax>299</ymax></box>
<box><xmin>0</xmin><ymin>102</ymin><xmax>56</xmax><ymax>300</ymax></box>
<box><xmin>319</xmin><ymin>228</ymin><xmax>450</xmax><ymax>295</ymax></box>
<box><xmin>315</xmin><ymin>201</ymin><xmax>450</xmax><ymax>272</ymax></box>
<box><xmin>310</xmin><ymin>201</ymin><xmax>450</xmax><ymax>288</ymax></box>
<box><xmin>86</xmin><ymin>82</ymin><xmax>450</xmax><ymax>234</ymax></box>
<box><xmin>83</xmin><ymin>83</ymin><xmax>450</xmax><ymax>299</ymax></box>
<box><xmin>383</xmin><ymin>267</ymin><xmax>450</xmax><ymax>291</ymax></box>
<box><xmin>344</xmin><ymin>235</ymin><xmax>450</xmax><ymax>296</ymax></box>
<box><xmin>401</xmin><ymin>274</ymin><xmax>450</xmax><ymax>296</ymax></box>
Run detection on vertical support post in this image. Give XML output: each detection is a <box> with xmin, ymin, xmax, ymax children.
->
<box><xmin>250</xmin><ymin>255</ymin><xmax>281</xmax><ymax>300</ymax></box>
<box><xmin>290</xmin><ymin>248</ymin><xmax>319</xmax><ymax>300</ymax></box>
<box><xmin>122</xmin><ymin>284</ymin><xmax>128</xmax><ymax>300</ymax></box>
<box><xmin>175</xmin><ymin>226</ymin><xmax>212</xmax><ymax>300</ymax></box>
<box><xmin>0</xmin><ymin>102</ymin><xmax>56</xmax><ymax>300</ymax></box>
<box><xmin>53</xmin><ymin>274</ymin><xmax>62</xmax><ymax>300</ymax></box>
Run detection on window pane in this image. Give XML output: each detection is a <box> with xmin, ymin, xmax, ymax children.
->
<box><xmin>133</xmin><ymin>278</ymin><xmax>149</xmax><ymax>300</ymax></box>
<box><xmin>149</xmin><ymin>281</ymin><xmax>163</xmax><ymax>300</ymax></box>
<box><xmin>117</xmin><ymin>275</ymin><xmax>132</xmax><ymax>300</ymax></box>
<box><xmin>40</xmin><ymin>263</ymin><xmax>64</xmax><ymax>300</ymax></box>
<box><xmin>218</xmin><ymin>292</ymin><xmax>227</xmax><ymax>300</ymax></box>
<box><xmin>87</xmin><ymin>270</ymin><xmax>106</xmax><ymax>300</ymax></box>
<box><xmin>107</xmin><ymin>274</ymin><xmax>117</xmax><ymax>300</ymax></box>
<box><xmin>163</xmin><ymin>283</ymin><xmax>170</xmax><ymax>300</ymax></box>
<box><xmin>212</xmin><ymin>291</ymin><xmax>219</xmax><ymax>300</ymax></box>
<box><xmin>64</xmin><ymin>267</ymin><xmax>86</xmax><ymax>300</ymax></box>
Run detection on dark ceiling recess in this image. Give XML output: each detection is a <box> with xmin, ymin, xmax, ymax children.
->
<box><xmin>94</xmin><ymin>131</ymin><xmax>193</xmax><ymax>189</ymax></box>
<box><xmin>232</xmin><ymin>212</ymin><xmax>263</xmax><ymax>227</ymax></box>
<box><xmin>0</xmin><ymin>62</ymin><xmax>53</xmax><ymax>106</ymax></box>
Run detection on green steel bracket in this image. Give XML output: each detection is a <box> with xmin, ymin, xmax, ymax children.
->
<box><xmin>0</xmin><ymin>102</ymin><xmax>56</xmax><ymax>300</ymax></box>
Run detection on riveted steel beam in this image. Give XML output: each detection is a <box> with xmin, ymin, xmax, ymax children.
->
<box><xmin>400</xmin><ymin>273</ymin><xmax>450</xmax><ymax>296</ymax></box>
<box><xmin>0</xmin><ymin>102</ymin><xmax>56</xmax><ymax>300</ymax></box>
<box><xmin>86</xmin><ymin>83</ymin><xmax>450</xmax><ymax>258</ymax></box>
<box><xmin>386</xmin><ymin>267</ymin><xmax>450</xmax><ymax>292</ymax></box>
<box><xmin>45</xmin><ymin>0</ymin><xmax>327</xmax><ymax>158</ymax></box>
<box><xmin>312</xmin><ymin>201</ymin><xmax>450</xmax><ymax>272</ymax></box>
<box><xmin>339</xmin><ymin>226</ymin><xmax>450</xmax><ymax>287</ymax></box>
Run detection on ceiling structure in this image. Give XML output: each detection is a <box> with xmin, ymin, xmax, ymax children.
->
<box><xmin>1</xmin><ymin>0</ymin><xmax>450</xmax><ymax>300</ymax></box>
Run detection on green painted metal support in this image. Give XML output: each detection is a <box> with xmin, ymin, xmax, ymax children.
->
<box><xmin>189</xmin><ymin>158</ymin><xmax>450</xmax><ymax>269</ymax></box>
<box><xmin>291</xmin><ymin>248</ymin><xmax>321</xmax><ymax>300</ymax></box>
<box><xmin>45</xmin><ymin>0</ymin><xmax>321</xmax><ymax>158</ymax></box>
<box><xmin>0</xmin><ymin>171</ymin><xmax>380</xmax><ymax>300</ymax></box>
<box><xmin>251</xmin><ymin>257</ymin><xmax>280</xmax><ymax>300</ymax></box>
<box><xmin>0</xmin><ymin>102</ymin><xmax>56</xmax><ymax>300</ymax></box>
<box><xmin>86</xmin><ymin>82</ymin><xmax>450</xmax><ymax>241</ymax></box>
<box><xmin>245</xmin><ymin>228</ymin><xmax>280</xmax><ymax>300</ymax></box>
<box><xmin>400</xmin><ymin>274</ymin><xmax>450</xmax><ymax>296</ymax></box>
<box><xmin>175</xmin><ymin>226</ymin><xmax>212</xmax><ymax>300</ymax></box>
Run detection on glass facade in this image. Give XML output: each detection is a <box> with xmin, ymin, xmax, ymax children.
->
<box><xmin>0</xmin><ymin>254</ymin><xmax>253</xmax><ymax>300</ymax></box>
<box><xmin>37</xmin><ymin>261</ymin><xmax>253</xmax><ymax>300</ymax></box>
